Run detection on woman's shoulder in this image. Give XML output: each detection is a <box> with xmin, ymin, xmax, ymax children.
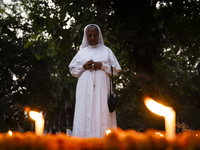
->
<box><xmin>77</xmin><ymin>47</ymin><xmax>89</xmax><ymax>54</ymax></box>
<box><xmin>99</xmin><ymin>44</ymin><xmax>111</xmax><ymax>51</ymax></box>
<box><xmin>102</xmin><ymin>45</ymin><xmax>114</xmax><ymax>54</ymax></box>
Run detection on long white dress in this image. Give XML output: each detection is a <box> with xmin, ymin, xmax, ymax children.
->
<box><xmin>69</xmin><ymin>43</ymin><xmax>121</xmax><ymax>138</ymax></box>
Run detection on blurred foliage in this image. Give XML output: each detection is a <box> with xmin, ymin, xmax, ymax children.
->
<box><xmin>1</xmin><ymin>0</ymin><xmax>200</xmax><ymax>133</ymax></box>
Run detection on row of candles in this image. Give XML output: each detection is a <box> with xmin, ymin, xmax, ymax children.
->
<box><xmin>8</xmin><ymin>97</ymin><xmax>176</xmax><ymax>141</ymax></box>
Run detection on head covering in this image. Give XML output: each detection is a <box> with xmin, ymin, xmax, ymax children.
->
<box><xmin>80</xmin><ymin>24</ymin><xmax>104</xmax><ymax>49</ymax></box>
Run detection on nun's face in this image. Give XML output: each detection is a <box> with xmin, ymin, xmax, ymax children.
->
<box><xmin>86</xmin><ymin>27</ymin><xmax>99</xmax><ymax>46</ymax></box>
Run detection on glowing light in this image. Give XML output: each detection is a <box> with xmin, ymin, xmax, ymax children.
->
<box><xmin>105</xmin><ymin>129</ymin><xmax>111</xmax><ymax>136</ymax></box>
<box><xmin>8</xmin><ymin>130</ymin><xmax>12</xmax><ymax>136</ymax></box>
<box><xmin>156</xmin><ymin>132</ymin><xmax>164</xmax><ymax>137</ymax></box>
<box><xmin>144</xmin><ymin>98</ymin><xmax>172</xmax><ymax>116</ymax></box>
<box><xmin>29</xmin><ymin>111</ymin><xmax>44</xmax><ymax>136</ymax></box>
<box><xmin>144</xmin><ymin>97</ymin><xmax>176</xmax><ymax>141</ymax></box>
<box><xmin>29</xmin><ymin>111</ymin><xmax>43</xmax><ymax>121</ymax></box>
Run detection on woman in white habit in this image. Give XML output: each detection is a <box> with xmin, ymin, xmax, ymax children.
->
<box><xmin>69</xmin><ymin>24</ymin><xmax>121</xmax><ymax>138</ymax></box>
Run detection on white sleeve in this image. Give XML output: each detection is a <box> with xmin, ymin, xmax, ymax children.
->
<box><xmin>101</xmin><ymin>48</ymin><xmax>121</xmax><ymax>75</ymax></box>
<box><xmin>101</xmin><ymin>62</ymin><xmax>111</xmax><ymax>75</ymax></box>
<box><xmin>69</xmin><ymin>65</ymin><xmax>85</xmax><ymax>78</ymax></box>
<box><xmin>68</xmin><ymin>53</ymin><xmax>85</xmax><ymax>78</ymax></box>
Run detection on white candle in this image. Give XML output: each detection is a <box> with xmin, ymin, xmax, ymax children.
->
<box><xmin>165</xmin><ymin>107</ymin><xmax>176</xmax><ymax>141</ymax></box>
<box><xmin>144</xmin><ymin>97</ymin><xmax>176</xmax><ymax>141</ymax></box>
<box><xmin>29</xmin><ymin>111</ymin><xmax>45</xmax><ymax>136</ymax></box>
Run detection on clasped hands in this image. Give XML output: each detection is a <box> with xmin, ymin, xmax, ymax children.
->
<box><xmin>83</xmin><ymin>60</ymin><xmax>102</xmax><ymax>70</ymax></box>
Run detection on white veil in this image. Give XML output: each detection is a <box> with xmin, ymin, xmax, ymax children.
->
<box><xmin>80</xmin><ymin>24</ymin><xmax>104</xmax><ymax>49</ymax></box>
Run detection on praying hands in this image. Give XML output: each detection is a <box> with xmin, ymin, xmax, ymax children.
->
<box><xmin>83</xmin><ymin>60</ymin><xmax>102</xmax><ymax>70</ymax></box>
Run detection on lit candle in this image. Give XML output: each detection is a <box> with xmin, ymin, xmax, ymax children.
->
<box><xmin>29</xmin><ymin>111</ymin><xmax>44</xmax><ymax>136</ymax></box>
<box><xmin>8</xmin><ymin>130</ymin><xmax>13</xmax><ymax>136</ymax></box>
<box><xmin>144</xmin><ymin>97</ymin><xmax>176</xmax><ymax>141</ymax></box>
<box><xmin>105</xmin><ymin>129</ymin><xmax>111</xmax><ymax>136</ymax></box>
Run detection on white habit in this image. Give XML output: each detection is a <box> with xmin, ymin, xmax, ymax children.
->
<box><xmin>69</xmin><ymin>43</ymin><xmax>121</xmax><ymax>138</ymax></box>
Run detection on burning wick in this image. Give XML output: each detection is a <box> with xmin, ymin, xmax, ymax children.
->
<box><xmin>8</xmin><ymin>130</ymin><xmax>13</xmax><ymax>136</ymax></box>
<box><xmin>144</xmin><ymin>97</ymin><xmax>176</xmax><ymax>141</ymax></box>
<box><xmin>105</xmin><ymin>129</ymin><xmax>111</xmax><ymax>136</ymax></box>
<box><xmin>156</xmin><ymin>132</ymin><xmax>164</xmax><ymax>137</ymax></box>
<box><xmin>29</xmin><ymin>111</ymin><xmax>45</xmax><ymax>136</ymax></box>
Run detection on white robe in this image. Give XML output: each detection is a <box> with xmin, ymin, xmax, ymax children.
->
<box><xmin>69</xmin><ymin>44</ymin><xmax>121</xmax><ymax>138</ymax></box>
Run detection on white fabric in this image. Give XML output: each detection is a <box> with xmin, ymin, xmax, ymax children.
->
<box><xmin>80</xmin><ymin>24</ymin><xmax>104</xmax><ymax>49</ymax></box>
<box><xmin>69</xmin><ymin>43</ymin><xmax>121</xmax><ymax>138</ymax></box>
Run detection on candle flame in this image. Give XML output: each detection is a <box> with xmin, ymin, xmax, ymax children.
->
<box><xmin>156</xmin><ymin>132</ymin><xmax>164</xmax><ymax>137</ymax></box>
<box><xmin>29</xmin><ymin>111</ymin><xmax>43</xmax><ymax>121</ymax></box>
<box><xmin>144</xmin><ymin>97</ymin><xmax>173</xmax><ymax>117</ymax></box>
<box><xmin>105</xmin><ymin>129</ymin><xmax>111</xmax><ymax>136</ymax></box>
<box><xmin>8</xmin><ymin>130</ymin><xmax>13</xmax><ymax>136</ymax></box>
<box><xmin>144</xmin><ymin>97</ymin><xmax>176</xmax><ymax>141</ymax></box>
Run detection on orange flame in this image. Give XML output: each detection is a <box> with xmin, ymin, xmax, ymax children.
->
<box><xmin>144</xmin><ymin>97</ymin><xmax>176</xmax><ymax>141</ymax></box>
<box><xmin>105</xmin><ymin>129</ymin><xmax>111</xmax><ymax>136</ymax></box>
<box><xmin>8</xmin><ymin>130</ymin><xmax>12</xmax><ymax>136</ymax></box>
<box><xmin>29</xmin><ymin>111</ymin><xmax>43</xmax><ymax>121</ymax></box>
<box><xmin>144</xmin><ymin>97</ymin><xmax>173</xmax><ymax>117</ymax></box>
<box><xmin>29</xmin><ymin>111</ymin><xmax>44</xmax><ymax>136</ymax></box>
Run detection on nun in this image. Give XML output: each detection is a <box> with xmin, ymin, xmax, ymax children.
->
<box><xmin>69</xmin><ymin>24</ymin><xmax>121</xmax><ymax>138</ymax></box>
